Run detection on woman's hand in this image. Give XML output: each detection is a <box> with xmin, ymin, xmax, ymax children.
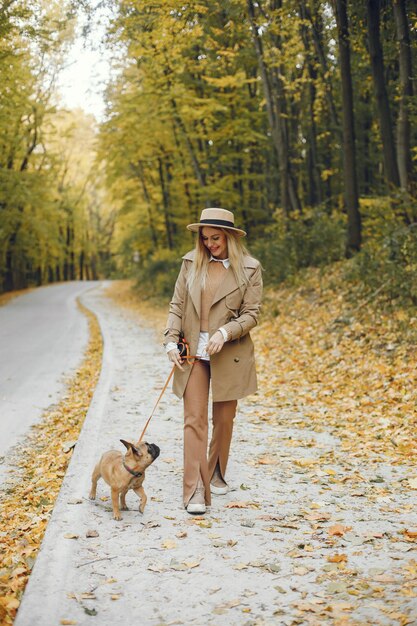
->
<box><xmin>206</xmin><ymin>330</ymin><xmax>225</xmax><ymax>356</ymax></box>
<box><xmin>168</xmin><ymin>348</ymin><xmax>185</xmax><ymax>371</ymax></box>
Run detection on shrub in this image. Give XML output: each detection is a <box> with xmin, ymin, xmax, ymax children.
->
<box><xmin>347</xmin><ymin>223</ymin><xmax>417</xmax><ymax>306</ymax></box>
<box><xmin>251</xmin><ymin>209</ymin><xmax>346</xmax><ymax>286</ymax></box>
<box><xmin>134</xmin><ymin>249</ymin><xmax>182</xmax><ymax>300</ymax></box>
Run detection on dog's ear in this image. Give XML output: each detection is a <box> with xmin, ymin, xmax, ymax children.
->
<box><xmin>120</xmin><ymin>439</ymin><xmax>134</xmax><ymax>451</ymax></box>
<box><xmin>132</xmin><ymin>444</ymin><xmax>143</xmax><ymax>457</ymax></box>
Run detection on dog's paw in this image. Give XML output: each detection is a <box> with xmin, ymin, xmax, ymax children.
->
<box><xmin>88</xmin><ymin>493</ymin><xmax>96</xmax><ymax>500</ymax></box>
<box><xmin>139</xmin><ymin>506</ymin><xmax>146</xmax><ymax>514</ymax></box>
<box><xmin>113</xmin><ymin>513</ymin><xmax>122</xmax><ymax>521</ymax></box>
<box><xmin>121</xmin><ymin>505</ymin><xmax>129</xmax><ymax>511</ymax></box>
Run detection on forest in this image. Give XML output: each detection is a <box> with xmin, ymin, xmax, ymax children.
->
<box><xmin>0</xmin><ymin>0</ymin><xmax>415</xmax><ymax>303</ymax></box>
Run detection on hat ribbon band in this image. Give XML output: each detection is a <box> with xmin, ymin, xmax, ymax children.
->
<box><xmin>199</xmin><ymin>218</ymin><xmax>235</xmax><ymax>228</ymax></box>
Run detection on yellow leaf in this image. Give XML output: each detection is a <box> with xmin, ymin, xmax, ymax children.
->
<box><xmin>225</xmin><ymin>501</ymin><xmax>259</xmax><ymax>509</ymax></box>
<box><xmin>327</xmin><ymin>553</ymin><xmax>348</xmax><ymax>563</ymax></box>
<box><xmin>294</xmin><ymin>458</ymin><xmax>318</xmax><ymax>467</ymax></box>
<box><xmin>183</xmin><ymin>560</ymin><xmax>201</xmax><ymax>569</ymax></box>
<box><xmin>328</xmin><ymin>524</ymin><xmax>351</xmax><ymax>537</ymax></box>
<box><xmin>256</xmin><ymin>456</ymin><xmax>278</xmax><ymax>465</ymax></box>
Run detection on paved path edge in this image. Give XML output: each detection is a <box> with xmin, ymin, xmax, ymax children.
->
<box><xmin>14</xmin><ymin>288</ymin><xmax>113</xmax><ymax>626</ymax></box>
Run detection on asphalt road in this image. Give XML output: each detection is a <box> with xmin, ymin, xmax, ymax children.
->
<box><xmin>0</xmin><ymin>281</ymin><xmax>99</xmax><ymax>481</ymax></box>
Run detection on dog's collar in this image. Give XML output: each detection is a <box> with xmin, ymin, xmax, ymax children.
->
<box><xmin>123</xmin><ymin>461</ymin><xmax>142</xmax><ymax>478</ymax></box>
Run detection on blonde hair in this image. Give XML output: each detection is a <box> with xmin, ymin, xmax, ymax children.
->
<box><xmin>186</xmin><ymin>228</ymin><xmax>251</xmax><ymax>291</ymax></box>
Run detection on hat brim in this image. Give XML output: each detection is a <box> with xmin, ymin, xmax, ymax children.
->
<box><xmin>187</xmin><ymin>223</ymin><xmax>246</xmax><ymax>237</ymax></box>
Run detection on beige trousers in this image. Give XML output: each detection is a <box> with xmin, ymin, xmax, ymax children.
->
<box><xmin>183</xmin><ymin>360</ymin><xmax>237</xmax><ymax>507</ymax></box>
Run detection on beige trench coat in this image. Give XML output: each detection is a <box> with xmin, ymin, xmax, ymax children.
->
<box><xmin>164</xmin><ymin>250</ymin><xmax>263</xmax><ymax>402</ymax></box>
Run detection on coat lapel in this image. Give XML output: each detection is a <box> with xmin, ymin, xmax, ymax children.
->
<box><xmin>211</xmin><ymin>268</ymin><xmax>239</xmax><ymax>306</ymax></box>
<box><xmin>189</xmin><ymin>279</ymin><xmax>201</xmax><ymax>318</ymax></box>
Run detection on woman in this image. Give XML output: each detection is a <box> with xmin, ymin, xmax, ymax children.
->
<box><xmin>164</xmin><ymin>208</ymin><xmax>262</xmax><ymax>514</ymax></box>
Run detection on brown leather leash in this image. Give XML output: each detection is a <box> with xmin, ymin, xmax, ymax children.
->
<box><xmin>137</xmin><ymin>340</ymin><xmax>199</xmax><ymax>443</ymax></box>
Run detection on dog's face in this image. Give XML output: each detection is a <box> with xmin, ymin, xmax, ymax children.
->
<box><xmin>120</xmin><ymin>440</ymin><xmax>160</xmax><ymax>470</ymax></box>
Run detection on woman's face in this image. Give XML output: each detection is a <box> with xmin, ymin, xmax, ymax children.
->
<box><xmin>201</xmin><ymin>227</ymin><xmax>228</xmax><ymax>260</ymax></box>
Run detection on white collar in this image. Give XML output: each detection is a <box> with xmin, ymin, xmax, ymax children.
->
<box><xmin>209</xmin><ymin>255</ymin><xmax>230</xmax><ymax>269</ymax></box>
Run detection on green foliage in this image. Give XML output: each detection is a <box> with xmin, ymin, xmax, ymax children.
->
<box><xmin>346</xmin><ymin>197</ymin><xmax>417</xmax><ymax>306</ymax></box>
<box><xmin>0</xmin><ymin>2</ymin><xmax>114</xmax><ymax>292</ymax></box>
<box><xmin>251</xmin><ymin>209</ymin><xmax>346</xmax><ymax>285</ymax></box>
<box><xmin>134</xmin><ymin>250</ymin><xmax>183</xmax><ymax>300</ymax></box>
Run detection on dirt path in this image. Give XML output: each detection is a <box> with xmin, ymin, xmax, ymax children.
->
<box><xmin>15</xmin><ymin>284</ymin><xmax>417</xmax><ymax>626</ymax></box>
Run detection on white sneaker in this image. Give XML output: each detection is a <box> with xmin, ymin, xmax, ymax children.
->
<box><xmin>210</xmin><ymin>483</ymin><xmax>228</xmax><ymax>495</ymax></box>
<box><xmin>210</xmin><ymin>468</ymin><xmax>228</xmax><ymax>495</ymax></box>
<box><xmin>186</xmin><ymin>485</ymin><xmax>206</xmax><ymax>514</ymax></box>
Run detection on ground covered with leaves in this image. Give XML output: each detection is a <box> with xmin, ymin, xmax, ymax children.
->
<box><xmin>104</xmin><ymin>276</ymin><xmax>417</xmax><ymax>625</ymax></box>
<box><xmin>0</xmin><ymin>302</ymin><xmax>102</xmax><ymax>625</ymax></box>
<box><xmin>255</xmin><ymin>263</ymin><xmax>417</xmax><ymax>465</ymax></box>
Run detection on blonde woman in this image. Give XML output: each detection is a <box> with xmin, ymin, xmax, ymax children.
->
<box><xmin>164</xmin><ymin>208</ymin><xmax>263</xmax><ymax>514</ymax></box>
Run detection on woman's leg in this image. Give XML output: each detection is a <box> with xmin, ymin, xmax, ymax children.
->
<box><xmin>183</xmin><ymin>360</ymin><xmax>211</xmax><ymax>507</ymax></box>
<box><xmin>208</xmin><ymin>400</ymin><xmax>237</xmax><ymax>485</ymax></box>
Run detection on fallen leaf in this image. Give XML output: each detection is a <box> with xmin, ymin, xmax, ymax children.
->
<box><xmin>86</xmin><ymin>529</ymin><xmax>99</xmax><ymax>538</ymax></box>
<box><xmin>328</xmin><ymin>524</ymin><xmax>351</xmax><ymax>537</ymax></box>
<box><xmin>327</xmin><ymin>581</ymin><xmax>348</xmax><ymax>594</ymax></box>
<box><xmin>327</xmin><ymin>553</ymin><xmax>348</xmax><ymax>563</ymax></box>
<box><xmin>294</xmin><ymin>458</ymin><xmax>318</xmax><ymax>467</ymax></box>
<box><xmin>225</xmin><ymin>501</ymin><xmax>260</xmax><ymax>509</ymax></box>
<box><xmin>147</xmin><ymin>563</ymin><xmax>167</xmax><ymax>573</ymax></box>
<box><xmin>256</xmin><ymin>456</ymin><xmax>278</xmax><ymax>465</ymax></box>
<box><xmin>84</xmin><ymin>607</ymin><xmax>97</xmax><ymax>616</ymax></box>
<box><xmin>182</xmin><ymin>560</ymin><xmax>201</xmax><ymax>569</ymax></box>
<box><xmin>161</xmin><ymin>539</ymin><xmax>177</xmax><ymax>549</ymax></box>
<box><xmin>142</xmin><ymin>521</ymin><xmax>161</xmax><ymax>529</ymax></box>
<box><xmin>64</xmin><ymin>533</ymin><xmax>79</xmax><ymax>540</ymax></box>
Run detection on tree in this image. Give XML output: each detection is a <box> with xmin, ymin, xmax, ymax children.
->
<box><xmin>367</xmin><ymin>0</ymin><xmax>400</xmax><ymax>188</ymax></box>
<box><xmin>393</xmin><ymin>0</ymin><xmax>413</xmax><ymax>192</ymax></box>
<box><xmin>333</xmin><ymin>0</ymin><xmax>361</xmax><ymax>254</ymax></box>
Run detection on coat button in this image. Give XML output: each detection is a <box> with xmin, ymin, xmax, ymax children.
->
<box><xmin>234</xmin><ymin>357</ymin><xmax>240</xmax><ymax>363</ymax></box>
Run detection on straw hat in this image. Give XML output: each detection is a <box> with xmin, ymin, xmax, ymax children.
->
<box><xmin>187</xmin><ymin>208</ymin><xmax>246</xmax><ymax>237</ymax></box>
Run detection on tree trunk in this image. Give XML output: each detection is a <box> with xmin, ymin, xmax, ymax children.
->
<box><xmin>171</xmin><ymin>123</ymin><xmax>196</xmax><ymax>221</ymax></box>
<box><xmin>393</xmin><ymin>0</ymin><xmax>413</xmax><ymax>191</ymax></box>
<box><xmin>247</xmin><ymin>0</ymin><xmax>301</xmax><ymax>214</ymax></box>
<box><xmin>367</xmin><ymin>0</ymin><xmax>400</xmax><ymax>188</ymax></box>
<box><xmin>299</xmin><ymin>3</ymin><xmax>322</xmax><ymax>206</ymax></box>
<box><xmin>157</xmin><ymin>157</ymin><xmax>174</xmax><ymax>250</ymax></box>
<box><xmin>303</xmin><ymin>2</ymin><xmax>340</xmax><ymax>136</ymax></box>
<box><xmin>334</xmin><ymin>0</ymin><xmax>362</xmax><ymax>254</ymax></box>
<box><xmin>130</xmin><ymin>161</ymin><xmax>159</xmax><ymax>249</ymax></box>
